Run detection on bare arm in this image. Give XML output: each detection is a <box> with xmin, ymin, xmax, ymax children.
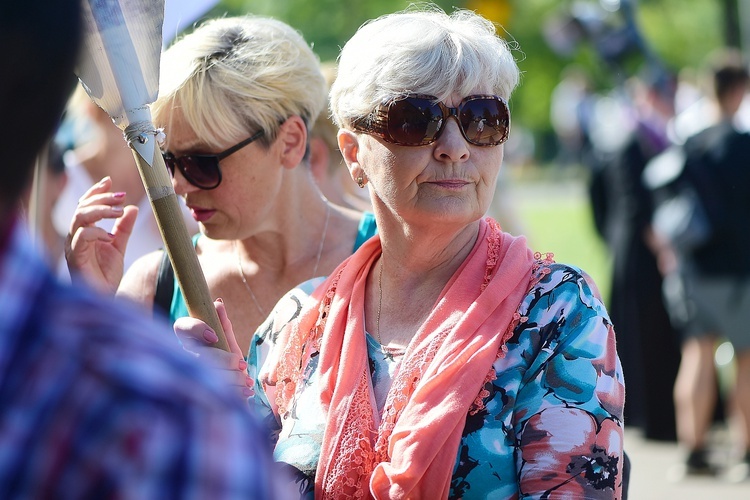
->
<box><xmin>116</xmin><ymin>250</ymin><xmax>163</xmax><ymax>314</ymax></box>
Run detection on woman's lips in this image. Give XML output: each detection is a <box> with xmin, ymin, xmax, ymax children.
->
<box><xmin>431</xmin><ymin>180</ymin><xmax>469</xmax><ymax>190</ymax></box>
<box><xmin>189</xmin><ymin>207</ymin><xmax>216</xmax><ymax>222</ymax></box>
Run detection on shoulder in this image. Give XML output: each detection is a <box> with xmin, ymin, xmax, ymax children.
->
<box><xmin>518</xmin><ymin>260</ymin><xmax>611</xmax><ymax>332</ymax></box>
<box><xmin>684</xmin><ymin>123</ymin><xmax>725</xmax><ymax>155</ymax></box>
<box><xmin>117</xmin><ymin>249</ymin><xmax>164</xmax><ymax>308</ymax></box>
<box><xmin>530</xmin><ymin>260</ymin><xmax>599</xmax><ymax>295</ymax></box>
<box><xmin>254</xmin><ymin>276</ymin><xmax>327</xmax><ymax>349</ymax></box>
<box><xmin>329</xmin><ymin>206</ymin><xmax>378</xmax><ymax>254</ymax></box>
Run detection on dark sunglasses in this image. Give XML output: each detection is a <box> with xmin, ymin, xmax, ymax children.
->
<box><xmin>352</xmin><ymin>94</ymin><xmax>510</xmax><ymax>147</ymax></box>
<box><xmin>162</xmin><ymin>129</ymin><xmax>265</xmax><ymax>190</ymax></box>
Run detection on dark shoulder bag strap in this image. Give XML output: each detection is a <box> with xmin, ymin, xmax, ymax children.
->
<box><xmin>153</xmin><ymin>250</ymin><xmax>174</xmax><ymax>317</ymax></box>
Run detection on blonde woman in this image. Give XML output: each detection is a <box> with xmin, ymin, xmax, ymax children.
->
<box><xmin>67</xmin><ymin>16</ymin><xmax>377</xmax><ymax>358</ymax></box>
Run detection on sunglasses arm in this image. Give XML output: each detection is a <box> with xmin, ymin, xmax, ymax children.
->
<box><xmin>131</xmin><ymin>145</ymin><xmax>231</xmax><ymax>352</ymax></box>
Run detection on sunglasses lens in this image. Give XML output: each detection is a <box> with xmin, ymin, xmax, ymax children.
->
<box><xmin>163</xmin><ymin>153</ymin><xmax>221</xmax><ymax>190</ymax></box>
<box><xmin>163</xmin><ymin>154</ymin><xmax>176</xmax><ymax>176</ymax></box>
<box><xmin>386</xmin><ymin>97</ymin><xmax>443</xmax><ymax>146</ymax></box>
<box><xmin>459</xmin><ymin>98</ymin><xmax>509</xmax><ymax>146</ymax></box>
<box><xmin>181</xmin><ymin>156</ymin><xmax>221</xmax><ymax>189</ymax></box>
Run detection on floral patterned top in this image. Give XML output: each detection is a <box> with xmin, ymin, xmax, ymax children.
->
<box><xmin>248</xmin><ymin>261</ymin><xmax>625</xmax><ymax>499</ymax></box>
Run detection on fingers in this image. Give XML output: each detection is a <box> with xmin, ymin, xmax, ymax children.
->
<box><xmin>110</xmin><ymin>205</ymin><xmax>138</xmax><ymax>255</ymax></box>
<box><xmin>222</xmin><ymin>363</ymin><xmax>254</xmax><ymax>399</ymax></box>
<box><xmin>70</xmin><ymin>176</ymin><xmax>139</xmax><ymax>231</ymax></box>
<box><xmin>65</xmin><ymin>177</ymin><xmax>138</xmax><ymax>271</ymax></box>
<box><xmin>81</xmin><ymin>175</ymin><xmax>113</xmax><ymax>199</ymax></box>
<box><xmin>174</xmin><ymin>316</ymin><xmax>213</xmax><ymax>345</ymax></box>
<box><xmin>69</xmin><ymin>192</ymin><xmax>129</xmax><ymax>235</ymax></box>
<box><xmin>174</xmin><ymin>315</ymin><xmax>242</xmax><ymax>369</ymax></box>
<box><xmin>215</xmin><ymin>298</ymin><xmax>244</xmax><ymax>357</ymax></box>
<box><xmin>173</xmin><ymin>313</ymin><xmax>254</xmax><ymax>400</ymax></box>
<box><xmin>66</xmin><ymin>225</ymin><xmax>115</xmax><ymax>269</ymax></box>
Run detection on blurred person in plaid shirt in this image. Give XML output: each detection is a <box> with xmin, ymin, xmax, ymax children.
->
<box><xmin>0</xmin><ymin>0</ymin><xmax>285</xmax><ymax>497</ymax></box>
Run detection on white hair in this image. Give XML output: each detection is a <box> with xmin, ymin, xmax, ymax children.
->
<box><xmin>330</xmin><ymin>5</ymin><xmax>520</xmax><ymax>129</ymax></box>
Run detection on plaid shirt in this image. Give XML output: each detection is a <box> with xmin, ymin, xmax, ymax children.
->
<box><xmin>0</xmin><ymin>220</ymin><xmax>284</xmax><ymax>499</ymax></box>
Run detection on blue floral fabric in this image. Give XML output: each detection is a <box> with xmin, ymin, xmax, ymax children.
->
<box><xmin>248</xmin><ymin>262</ymin><xmax>625</xmax><ymax>499</ymax></box>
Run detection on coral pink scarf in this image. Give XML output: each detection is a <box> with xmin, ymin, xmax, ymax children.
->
<box><xmin>263</xmin><ymin>218</ymin><xmax>535</xmax><ymax>499</ymax></box>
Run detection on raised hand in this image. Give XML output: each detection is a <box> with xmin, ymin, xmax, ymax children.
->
<box><xmin>65</xmin><ymin>176</ymin><xmax>138</xmax><ymax>294</ymax></box>
<box><xmin>174</xmin><ymin>298</ymin><xmax>254</xmax><ymax>400</ymax></box>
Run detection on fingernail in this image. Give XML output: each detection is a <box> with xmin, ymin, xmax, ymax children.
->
<box><xmin>111</xmin><ymin>206</ymin><xmax>123</xmax><ymax>213</ymax></box>
<box><xmin>113</xmin><ymin>192</ymin><xmax>126</xmax><ymax>198</ymax></box>
<box><xmin>98</xmin><ymin>176</ymin><xmax>110</xmax><ymax>186</ymax></box>
<box><xmin>246</xmin><ymin>376</ymin><xmax>254</xmax><ymax>387</ymax></box>
<box><xmin>107</xmin><ymin>232</ymin><xmax>116</xmax><ymax>238</ymax></box>
<box><xmin>238</xmin><ymin>359</ymin><xmax>248</xmax><ymax>371</ymax></box>
<box><xmin>242</xmin><ymin>387</ymin><xmax>254</xmax><ymax>397</ymax></box>
<box><xmin>202</xmin><ymin>329</ymin><xmax>218</xmax><ymax>343</ymax></box>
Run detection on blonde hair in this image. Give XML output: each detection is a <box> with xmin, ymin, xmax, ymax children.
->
<box><xmin>330</xmin><ymin>5</ymin><xmax>519</xmax><ymax>130</ymax></box>
<box><xmin>153</xmin><ymin>16</ymin><xmax>327</xmax><ymax>148</ymax></box>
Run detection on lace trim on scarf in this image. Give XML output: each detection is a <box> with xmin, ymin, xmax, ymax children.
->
<box><xmin>468</xmin><ymin>250</ymin><xmax>555</xmax><ymax>415</ymax></box>
<box><xmin>275</xmin><ymin>267</ymin><xmax>344</xmax><ymax>417</ymax></box>
<box><xmin>321</xmin><ymin>371</ymin><xmax>377</xmax><ymax>498</ymax></box>
<box><xmin>374</xmin><ymin>325</ymin><xmax>451</xmax><ymax>462</ymax></box>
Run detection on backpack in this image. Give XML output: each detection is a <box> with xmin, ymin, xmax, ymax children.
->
<box><xmin>643</xmin><ymin>145</ymin><xmax>712</xmax><ymax>252</ymax></box>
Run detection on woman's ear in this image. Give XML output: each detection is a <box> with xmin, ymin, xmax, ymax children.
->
<box><xmin>277</xmin><ymin>115</ymin><xmax>308</xmax><ymax>169</ymax></box>
<box><xmin>337</xmin><ymin>129</ymin><xmax>361</xmax><ymax>178</ymax></box>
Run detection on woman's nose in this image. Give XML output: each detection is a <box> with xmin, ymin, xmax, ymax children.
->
<box><xmin>433</xmin><ymin>118</ymin><xmax>470</xmax><ymax>162</ymax></box>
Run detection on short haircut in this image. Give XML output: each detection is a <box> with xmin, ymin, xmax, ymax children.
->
<box><xmin>152</xmin><ymin>16</ymin><xmax>327</xmax><ymax>151</ymax></box>
<box><xmin>0</xmin><ymin>0</ymin><xmax>81</xmax><ymax>203</ymax></box>
<box><xmin>330</xmin><ymin>6</ymin><xmax>520</xmax><ymax>130</ymax></box>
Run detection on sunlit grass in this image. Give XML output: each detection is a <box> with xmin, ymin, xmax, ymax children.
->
<box><xmin>496</xmin><ymin>170</ymin><xmax>613</xmax><ymax>304</ymax></box>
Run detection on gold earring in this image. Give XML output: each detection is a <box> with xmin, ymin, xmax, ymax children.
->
<box><xmin>356</xmin><ymin>176</ymin><xmax>365</xmax><ymax>188</ymax></box>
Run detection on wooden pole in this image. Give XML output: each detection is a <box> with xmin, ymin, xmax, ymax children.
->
<box><xmin>130</xmin><ymin>136</ymin><xmax>229</xmax><ymax>351</ymax></box>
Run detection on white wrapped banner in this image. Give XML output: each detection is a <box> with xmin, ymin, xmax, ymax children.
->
<box><xmin>77</xmin><ymin>0</ymin><xmax>165</xmax><ymax>165</ymax></box>
<box><xmin>72</xmin><ymin>0</ymin><xmax>229</xmax><ymax>351</ymax></box>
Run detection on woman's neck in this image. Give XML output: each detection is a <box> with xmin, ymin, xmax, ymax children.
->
<box><xmin>236</xmin><ymin>180</ymin><xmax>336</xmax><ymax>278</ymax></box>
<box><xmin>378</xmin><ymin>216</ymin><xmax>480</xmax><ymax>283</ymax></box>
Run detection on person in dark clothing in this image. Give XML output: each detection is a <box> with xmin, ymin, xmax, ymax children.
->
<box><xmin>589</xmin><ymin>70</ymin><xmax>682</xmax><ymax>442</ymax></box>
<box><xmin>655</xmin><ymin>53</ymin><xmax>750</xmax><ymax>480</ymax></box>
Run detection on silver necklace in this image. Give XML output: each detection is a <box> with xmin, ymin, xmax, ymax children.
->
<box><xmin>235</xmin><ymin>240</ymin><xmax>267</xmax><ymax>317</ymax></box>
<box><xmin>377</xmin><ymin>257</ymin><xmax>384</xmax><ymax>345</ymax></box>
<box><xmin>235</xmin><ymin>203</ymin><xmax>331</xmax><ymax>317</ymax></box>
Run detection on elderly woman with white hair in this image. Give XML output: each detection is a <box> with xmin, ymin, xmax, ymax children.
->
<box><xmin>177</xmin><ymin>6</ymin><xmax>626</xmax><ymax>499</ymax></box>
<box><xmin>66</xmin><ymin>15</ymin><xmax>377</xmax><ymax>359</ymax></box>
